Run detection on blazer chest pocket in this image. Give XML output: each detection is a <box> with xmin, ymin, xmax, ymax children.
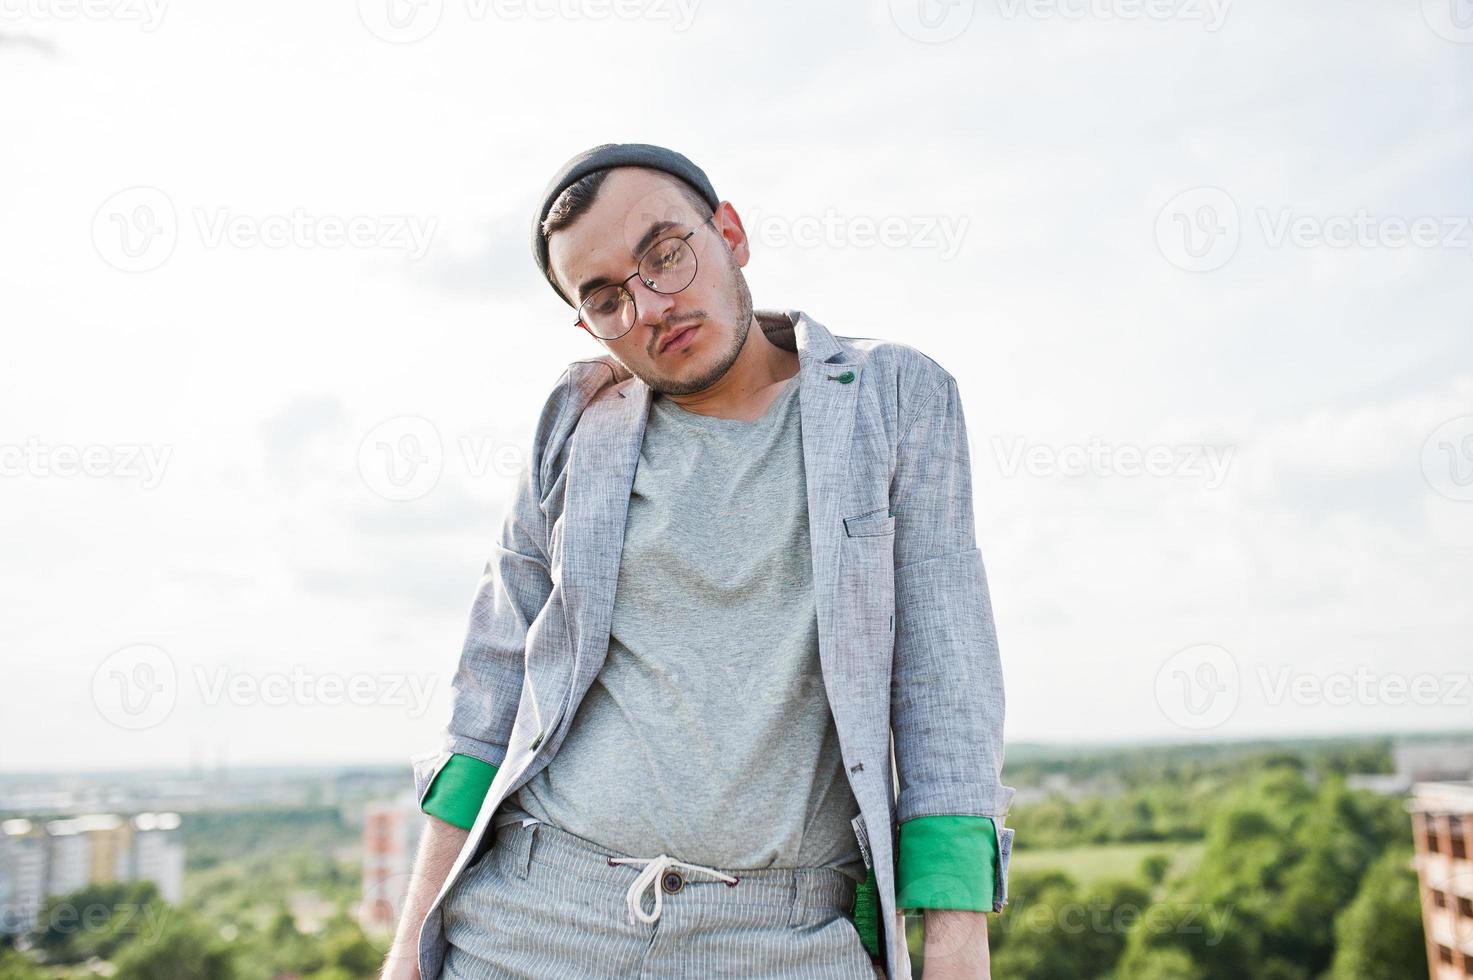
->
<box><xmin>843</xmin><ymin>508</ymin><xmax>895</xmax><ymax>538</ymax></box>
<box><xmin>839</xmin><ymin>506</ymin><xmax>897</xmax><ymax>665</ymax></box>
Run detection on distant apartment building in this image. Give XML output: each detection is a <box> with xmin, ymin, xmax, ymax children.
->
<box><xmin>359</xmin><ymin>794</ymin><xmax>423</xmax><ymax>934</ymax></box>
<box><xmin>0</xmin><ymin>820</ymin><xmax>48</xmax><ymax>935</ymax></box>
<box><xmin>1410</xmin><ymin>781</ymin><xmax>1473</xmax><ymax>979</ymax></box>
<box><xmin>0</xmin><ymin>812</ymin><xmax>184</xmax><ymax>936</ymax></box>
<box><xmin>130</xmin><ymin>812</ymin><xmax>184</xmax><ymax>904</ymax></box>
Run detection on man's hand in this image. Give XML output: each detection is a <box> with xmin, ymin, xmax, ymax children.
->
<box><xmin>379</xmin><ymin>944</ymin><xmax>421</xmax><ymax>980</ymax></box>
<box><xmin>921</xmin><ymin>908</ymin><xmax>991</xmax><ymax>980</ymax></box>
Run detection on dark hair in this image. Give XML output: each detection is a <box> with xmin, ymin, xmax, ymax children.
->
<box><xmin>540</xmin><ymin>167</ymin><xmax>714</xmax><ymax>244</ymax></box>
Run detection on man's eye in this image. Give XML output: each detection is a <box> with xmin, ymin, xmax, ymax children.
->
<box><xmin>590</xmin><ymin>292</ymin><xmax>622</xmax><ymax>314</ymax></box>
<box><xmin>650</xmin><ymin>241</ymin><xmax>682</xmax><ymax>269</ymax></box>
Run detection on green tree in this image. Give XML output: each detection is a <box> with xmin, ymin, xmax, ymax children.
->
<box><xmin>1122</xmin><ymin>947</ymin><xmax>1204</xmax><ymax>980</ymax></box>
<box><xmin>28</xmin><ymin>880</ymin><xmax>165</xmax><ymax>964</ymax></box>
<box><xmin>112</xmin><ymin>913</ymin><xmax>236</xmax><ymax>980</ymax></box>
<box><xmin>986</xmin><ymin>873</ymin><xmax>1148</xmax><ymax>979</ymax></box>
<box><xmin>1261</xmin><ymin>777</ymin><xmax>1379</xmax><ymax>971</ymax></box>
<box><xmin>1140</xmin><ymin>853</ymin><xmax>1171</xmax><ymax>887</ymax></box>
<box><xmin>1328</xmin><ymin>848</ymin><xmax>1427</xmax><ymax>980</ymax></box>
<box><xmin>0</xmin><ymin>947</ymin><xmax>47</xmax><ymax>980</ymax></box>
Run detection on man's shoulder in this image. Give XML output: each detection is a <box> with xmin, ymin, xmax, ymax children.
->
<box><xmin>534</xmin><ymin>352</ymin><xmax>628</xmax><ymax>415</ymax></box>
<box><xmin>834</xmin><ymin>333</ymin><xmax>958</xmax><ymax>428</ymax></box>
<box><xmin>523</xmin><ymin>355</ymin><xmax>628</xmax><ymax>490</ymax></box>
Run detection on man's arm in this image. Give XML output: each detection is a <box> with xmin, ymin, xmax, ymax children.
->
<box><xmin>887</xmin><ymin>370</ymin><xmax>1015</xmax><ymax>975</ymax></box>
<box><xmin>920</xmin><ymin>909</ymin><xmax>992</xmax><ymax>979</ymax></box>
<box><xmin>379</xmin><ymin>814</ymin><xmax>470</xmax><ymax>980</ymax></box>
<box><xmin>388</xmin><ymin>370</ymin><xmax>571</xmax><ymax>977</ymax></box>
<box><xmin>412</xmin><ymin>369</ymin><xmax>571</xmax><ymax>817</ymax></box>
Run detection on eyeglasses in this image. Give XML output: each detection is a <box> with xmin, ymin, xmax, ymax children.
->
<box><xmin>572</xmin><ymin>214</ymin><xmax>718</xmax><ymax>341</ymax></box>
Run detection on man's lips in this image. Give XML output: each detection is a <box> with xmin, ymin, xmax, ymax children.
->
<box><xmin>659</xmin><ymin>323</ymin><xmax>699</xmax><ymax>353</ymax></box>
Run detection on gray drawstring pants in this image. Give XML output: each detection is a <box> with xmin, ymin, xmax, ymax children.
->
<box><xmin>439</xmin><ymin>816</ymin><xmax>883</xmax><ymax>979</ymax></box>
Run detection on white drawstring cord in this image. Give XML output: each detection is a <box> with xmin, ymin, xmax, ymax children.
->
<box><xmin>607</xmin><ymin>854</ymin><xmax>739</xmax><ymax>925</ymax></box>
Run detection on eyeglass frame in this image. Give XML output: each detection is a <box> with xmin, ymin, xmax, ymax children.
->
<box><xmin>570</xmin><ymin>212</ymin><xmax>719</xmax><ymax>341</ymax></box>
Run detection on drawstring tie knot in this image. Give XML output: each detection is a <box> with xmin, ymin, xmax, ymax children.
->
<box><xmin>606</xmin><ymin>853</ymin><xmax>739</xmax><ymax>925</ymax></box>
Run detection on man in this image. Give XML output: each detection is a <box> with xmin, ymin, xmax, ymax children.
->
<box><xmin>381</xmin><ymin>143</ymin><xmax>1014</xmax><ymax>980</ymax></box>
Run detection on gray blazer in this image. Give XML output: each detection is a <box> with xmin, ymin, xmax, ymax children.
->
<box><xmin>412</xmin><ymin>308</ymin><xmax>1014</xmax><ymax>980</ymax></box>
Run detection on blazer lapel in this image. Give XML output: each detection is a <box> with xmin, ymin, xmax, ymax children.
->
<box><xmin>789</xmin><ymin>314</ymin><xmax>864</xmax><ymax>738</ymax></box>
<box><xmin>551</xmin><ymin>373</ymin><xmax>651</xmax><ymax>746</ymax></box>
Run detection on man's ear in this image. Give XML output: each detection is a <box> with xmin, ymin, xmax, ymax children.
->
<box><xmin>715</xmin><ymin>202</ymin><xmax>752</xmax><ymax>267</ymax></box>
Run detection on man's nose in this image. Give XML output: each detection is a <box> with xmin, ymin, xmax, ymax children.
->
<box><xmin>631</xmin><ymin>276</ymin><xmax>677</xmax><ymax>333</ymax></box>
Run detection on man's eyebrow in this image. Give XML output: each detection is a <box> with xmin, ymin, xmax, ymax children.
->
<box><xmin>574</xmin><ymin>219</ymin><xmax>682</xmax><ymax>303</ymax></box>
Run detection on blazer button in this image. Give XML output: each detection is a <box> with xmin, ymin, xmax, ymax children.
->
<box><xmin>835</xmin><ymin>371</ymin><xmax>855</xmax><ymax>384</ymax></box>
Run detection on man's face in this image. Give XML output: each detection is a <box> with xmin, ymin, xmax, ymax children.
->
<box><xmin>546</xmin><ymin>167</ymin><xmax>754</xmax><ymax>396</ymax></box>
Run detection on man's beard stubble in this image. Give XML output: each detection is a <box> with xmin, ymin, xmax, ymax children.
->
<box><xmin>630</xmin><ymin>248</ymin><xmax>754</xmax><ymax>398</ymax></box>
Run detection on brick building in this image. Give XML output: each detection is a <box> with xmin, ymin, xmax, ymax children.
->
<box><xmin>1411</xmin><ymin>781</ymin><xmax>1473</xmax><ymax>979</ymax></box>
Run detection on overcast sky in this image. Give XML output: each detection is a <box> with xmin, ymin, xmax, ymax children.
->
<box><xmin>2</xmin><ymin>0</ymin><xmax>1471</xmax><ymax>775</ymax></box>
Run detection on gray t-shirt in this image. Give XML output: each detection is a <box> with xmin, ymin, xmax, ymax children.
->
<box><xmin>496</xmin><ymin>373</ymin><xmax>866</xmax><ymax>883</ymax></box>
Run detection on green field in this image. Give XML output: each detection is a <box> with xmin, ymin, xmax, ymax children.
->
<box><xmin>1010</xmin><ymin>840</ymin><xmax>1206</xmax><ymax>888</ymax></box>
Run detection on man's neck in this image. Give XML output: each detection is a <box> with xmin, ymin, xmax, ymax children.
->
<box><xmin>659</xmin><ymin>316</ymin><xmax>799</xmax><ymax>421</ymax></box>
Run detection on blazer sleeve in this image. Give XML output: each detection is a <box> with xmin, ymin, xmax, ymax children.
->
<box><xmin>888</xmin><ymin>372</ymin><xmax>1016</xmax><ymax>913</ymax></box>
<box><xmin>413</xmin><ymin>372</ymin><xmax>568</xmax><ymax>818</ymax></box>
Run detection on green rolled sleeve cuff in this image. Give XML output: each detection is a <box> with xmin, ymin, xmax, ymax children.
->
<box><xmin>421</xmin><ymin>753</ymin><xmax>499</xmax><ymax>830</ymax></box>
<box><xmin>895</xmin><ymin>815</ymin><xmax>1000</xmax><ymax>913</ymax></box>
